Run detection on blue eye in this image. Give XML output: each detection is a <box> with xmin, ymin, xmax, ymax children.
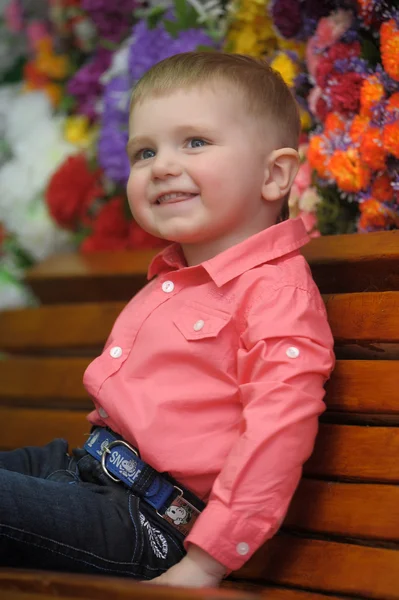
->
<box><xmin>136</xmin><ymin>148</ymin><xmax>155</xmax><ymax>161</ymax></box>
<box><xmin>188</xmin><ymin>138</ymin><xmax>207</xmax><ymax>148</ymax></box>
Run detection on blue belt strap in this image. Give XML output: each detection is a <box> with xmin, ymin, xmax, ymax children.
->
<box><xmin>84</xmin><ymin>428</ymin><xmax>175</xmax><ymax>512</ymax></box>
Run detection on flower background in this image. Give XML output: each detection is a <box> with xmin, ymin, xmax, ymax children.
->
<box><xmin>0</xmin><ymin>0</ymin><xmax>398</xmax><ymax>309</ymax></box>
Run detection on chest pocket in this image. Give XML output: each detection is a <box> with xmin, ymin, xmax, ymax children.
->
<box><xmin>172</xmin><ymin>301</ymin><xmax>232</xmax><ymax>341</ymax></box>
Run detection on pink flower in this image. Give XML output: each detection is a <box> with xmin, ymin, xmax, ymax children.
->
<box><xmin>26</xmin><ymin>21</ymin><xmax>50</xmax><ymax>52</ymax></box>
<box><xmin>306</xmin><ymin>10</ymin><xmax>353</xmax><ymax>78</ymax></box>
<box><xmin>4</xmin><ymin>0</ymin><xmax>23</xmax><ymax>33</ymax></box>
<box><xmin>295</xmin><ymin>161</ymin><xmax>312</xmax><ymax>194</ymax></box>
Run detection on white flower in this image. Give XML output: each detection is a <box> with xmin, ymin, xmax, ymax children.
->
<box><xmin>5</xmin><ymin>91</ymin><xmax>52</xmax><ymax>147</ymax></box>
<box><xmin>6</xmin><ymin>200</ymin><xmax>75</xmax><ymax>262</ymax></box>
<box><xmin>298</xmin><ymin>187</ymin><xmax>322</xmax><ymax>213</ymax></box>
<box><xmin>101</xmin><ymin>36</ymin><xmax>132</xmax><ymax>85</ymax></box>
<box><xmin>0</xmin><ymin>268</ymin><xmax>32</xmax><ymax>311</ymax></box>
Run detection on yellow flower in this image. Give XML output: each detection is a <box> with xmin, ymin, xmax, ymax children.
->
<box><xmin>64</xmin><ymin>115</ymin><xmax>94</xmax><ymax>148</ymax></box>
<box><xmin>300</xmin><ymin>107</ymin><xmax>312</xmax><ymax>131</ymax></box>
<box><xmin>226</xmin><ymin>0</ymin><xmax>278</xmax><ymax>58</ymax></box>
<box><xmin>270</xmin><ymin>51</ymin><xmax>299</xmax><ymax>87</ymax></box>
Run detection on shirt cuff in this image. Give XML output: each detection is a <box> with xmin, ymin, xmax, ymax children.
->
<box><xmin>184</xmin><ymin>500</ymin><xmax>279</xmax><ymax>571</ymax></box>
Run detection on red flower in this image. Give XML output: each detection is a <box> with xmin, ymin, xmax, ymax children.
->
<box><xmin>316</xmin><ymin>42</ymin><xmax>361</xmax><ymax>89</ymax></box>
<box><xmin>81</xmin><ymin>196</ymin><xmax>130</xmax><ymax>252</ymax></box>
<box><xmin>46</xmin><ymin>154</ymin><xmax>103</xmax><ymax>230</ymax></box>
<box><xmin>329</xmin><ymin>72</ymin><xmax>364</xmax><ymax>115</ymax></box>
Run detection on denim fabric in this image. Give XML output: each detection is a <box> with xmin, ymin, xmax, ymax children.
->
<box><xmin>0</xmin><ymin>439</ymin><xmax>185</xmax><ymax>579</ymax></box>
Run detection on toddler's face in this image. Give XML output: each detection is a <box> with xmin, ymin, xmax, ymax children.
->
<box><xmin>126</xmin><ymin>83</ymin><xmax>275</xmax><ymax>263</ymax></box>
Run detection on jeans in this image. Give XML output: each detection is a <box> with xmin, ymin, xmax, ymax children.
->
<box><xmin>0</xmin><ymin>439</ymin><xmax>185</xmax><ymax>578</ymax></box>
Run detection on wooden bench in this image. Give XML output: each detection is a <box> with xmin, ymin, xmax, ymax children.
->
<box><xmin>0</xmin><ymin>230</ymin><xmax>398</xmax><ymax>600</ymax></box>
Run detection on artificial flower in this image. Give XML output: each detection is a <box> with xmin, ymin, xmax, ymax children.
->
<box><xmin>270</xmin><ymin>51</ymin><xmax>300</xmax><ymax>88</ymax></box>
<box><xmin>380</xmin><ymin>18</ymin><xmax>399</xmax><ymax>82</ymax></box>
<box><xmin>359</xmin><ymin>126</ymin><xmax>386</xmax><ymax>170</ymax></box>
<box><xmin>329</xmin><ymin>148</ymin><xmax>371</xmax><ymax>193</ymax></box>
<box><xmin>305</xmin><ymin>10</ymin><xmax>353</xmax><ymax>78</ymax></box>
<box><xmin>358</xmin><ymin>198</ymin><xmax>399</xmax><ymax>232</ymax></box>
<box><xmin>371</xmin><ymin>173</ymin><xmax>394</xmax><ymax>203</ymax></box>
<box><xmin>360</xmin><ymin>75</ymin><xmax>385</xmax><ymax>117</ymax></box>
<box><xmin>46</xmin><ymin>153</ymin><xmax>103</xmax><ymax>230</ymax></box>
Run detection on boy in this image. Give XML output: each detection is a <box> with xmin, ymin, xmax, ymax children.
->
<box><xmin>0</xmin><ymin>52</ymin><xmax>334</xmax><ymax>588</ymax></box>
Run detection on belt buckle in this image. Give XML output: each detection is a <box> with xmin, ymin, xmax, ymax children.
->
<box><xmin>157</xmin><ymin>486</ymin><xmax>201</xmax><ymax>537</ymax></box>
<box><xmin>101</xmin><ymin>439</ymin><xmax>139</xmax><ymax>483</ymax></box>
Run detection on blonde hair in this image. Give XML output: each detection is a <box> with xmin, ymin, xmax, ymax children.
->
<box><xmin>130</xmin><ymin>51</ymin><xmax>301</xmax><ymax>149</ymax></box>
<box><xmin>129</xmin><ymin>52</ymin><xmax>300</xmax><ymax>221</ymax></box>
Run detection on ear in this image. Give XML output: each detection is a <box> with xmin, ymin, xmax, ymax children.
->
<box><xmin>262</xmin><ymin>148</ymin><xmax>300</xmax><ymax>202</ymax></box>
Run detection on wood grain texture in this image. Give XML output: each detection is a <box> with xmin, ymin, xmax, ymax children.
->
<box><xmin>1</xmin><ymin>292</ymin><xmax>398</xmax><ymax>352</ymax></box>
<box><xmin>237</xmin><ymin>535</ymin><xmax>399</xmax><ymax>599</ymax></box>
<box><xmin>1</xmin><ymin>410</ymin><xmax>398</xmax><ymax>484</ymax></box>
<box><xmin>285</xmin><ymin>479</ymin><xmax>399</xmax><ymax>541</ymax></box>
<box><xmin>304</xmin><ymin>423</ymin><xmax>399</xmax><ymax>482</ymax></box>
<box><xmin>1</xmin><ymin>358</ymin><xmax>397</xmax><ymax>417</ymax></box>
<box><xmin>24</xmin><ymin>231</ymin><xmax>399</xmax><ymax>302</ymax></box>
<box><xmin>0</xmin><ymin>570</ymin><xmax>258</xmax><ymax>600</ymax></box>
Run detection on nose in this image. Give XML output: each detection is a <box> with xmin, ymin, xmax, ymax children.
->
<box><xmin>151</xmin><ymin>149</ymin><xmax>182</xmax><ymax>180</ymax></box>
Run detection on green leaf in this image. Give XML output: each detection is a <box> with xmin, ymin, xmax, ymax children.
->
<box><xmin>196</xmin><ymin>45</ymin><xmax>215</xmax><ymax>52</ymax></box>
<box><xmin>147</xmin><ymin>6</ymin><xmax>167</xmax><ymax>29</ymax></box>
<box><xmin>163</xmin><ymin>19</ymin><xmax>181</xmax><ymax>38</ymax></box>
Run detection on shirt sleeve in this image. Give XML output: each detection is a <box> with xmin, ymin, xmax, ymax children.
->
<box><xmin>184</xmin><ymin>283</ymin><xmax>335</xmax><ymax>571</ymax></box>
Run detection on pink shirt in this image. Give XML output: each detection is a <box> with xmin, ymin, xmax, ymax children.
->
<box><xmin>84</xmin><ymin>218</ymin><xmax>335</xmax><ymax>570</ymax></box>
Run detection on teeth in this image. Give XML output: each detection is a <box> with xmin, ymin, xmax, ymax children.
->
<box><xmin>156</xmin><ymin>192</ymin><xmax>194</xmax><ymax>204</ymax></box>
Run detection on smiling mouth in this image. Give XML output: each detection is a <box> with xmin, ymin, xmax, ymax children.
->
<box><xmin>155</xmin><ymin>192</ymin><xmax>198</xmax><ymax>205</ymax></box>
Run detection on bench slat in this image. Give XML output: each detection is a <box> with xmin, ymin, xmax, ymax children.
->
<box><xmin>0</xmin><ymin>571</ymin><xmax>257</xmax><ymax>600</ymax></box>
<box><xmin>0</xmin><ymin>409</ymin><xmax>398</xmax><ymax>483</ymax></box>
<box><xmin>238</xmin><ymin>535</ymin><xmax>399</xmax><ymax>599</ymax></box>
<box><xmin>1</xmin><ymin>358</ymin><xmax>398</xmax><ymax>416</ymax></box>
<box><xmin>285</xmin><ymin>479</ymin><xmax>399</xmax><ymax>541</ymax></box>
<box><xmin>305</xmin><ymin>423</ymin><xmax>399</xmax><ymax>482</ymax></box>
<box><xmin>1</xmin><ymin>292</ymin><xmax>398</xmax><ymax>351</ymax></box>
<box><xmin>24</xmin><ymin>231</ymin><xmax>399</xmax><ymax>302</ymax></box>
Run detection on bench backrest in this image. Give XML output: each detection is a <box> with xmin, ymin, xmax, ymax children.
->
<box><xmin>0</xmin><ymin>229</ymin><xmax>398</xmax><ymax>599</ymax></box>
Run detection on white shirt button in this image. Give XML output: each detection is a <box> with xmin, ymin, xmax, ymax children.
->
<box><xmin>193</xmin><ymin>319</ymin><xmax>205</xmax><ymax>331</ymax></box>
<box><xmin>110</xmin><ymin>346</ymin><xmax>123</xmax><ymax>358</ymax></box>
<box><xmin>98</xmin><ymin>407</ymin><xmax>108</xmax><ymax>419</ymax></box>
<box><xmin>236</xmin><ymin>542</ymin><xmax>249</xmax><ymax>556</ymax></box>
<box><xmin>162</xmin><ymin>280</ymin><xmax>174</xmax><ymax>293</ymax></box>
<box><xmin>286</xmin><ymin>346</ymin><xmax>300</xmax><ymax>359</ymax></box>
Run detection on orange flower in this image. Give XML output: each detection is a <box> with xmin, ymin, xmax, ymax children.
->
<box><xmin>383</xmin><ymin>121</ymin><xmax>399</xmax><ymax>158</ymax></box>
<box><xmin>358</xmin><ymin>198</ymin><xmax>399</xmax><ymax>231</ymax></box>
<box><xmin>360</xmin><ymin>76</ymin><xmax>385</xmax><ymax>117</ymax></box>
<box><xmin>380</xmin><ymin>19</ymin><xmax>399</xmax><ymax>82</ymax></box>
<box><xmin>324</xmin><ymin>112</ymin><xmax>347</xmax><ymax>135</ymax></box>
<box><xmin>359</xmin><ymin>126</ymin><xmax>386</xmax><ymax>170</ymax></box>
<box><xmin>307</xmin><ymin>135</ymin><xmax>330</xmax><ymax>178</ymax></box>
<box><xmin>387</xmin><ymin>92</ymin><xmax>399</xmax><ymax>113</ymax></box>
<box><xmin>35</xmin><ymin>36</ymin><xmax>70</xmax><ymax>80</ymax></box>
<box><xmin>350</xmin><ymin>114</ymin><xmax>370</xmax><ymax>143</ymax></box>
<box><xmin>371</xmin><ymin>173</ymin><xmax>394</xmax><ymax>203</ymax></box>
<box><xmin>329</xmin><ymin>148</ymin><xmax>371</xmax><ymax>192</ymax></box>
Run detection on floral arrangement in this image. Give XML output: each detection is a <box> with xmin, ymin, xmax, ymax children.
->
<box><xmin>271</xmin><ymin>0</ymin><xmax>399</xmax><ymax>234</ymax></box>
<box><xmin>0</xmin><ymin>0</ymin><xmax>398</xmax><ymax>309</ymax></box>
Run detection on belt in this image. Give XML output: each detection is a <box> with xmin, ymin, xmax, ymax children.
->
<box><xmin>84</xmin><ymin>427</ymin><xmax>204</xmax><ymax>537</ymax></box>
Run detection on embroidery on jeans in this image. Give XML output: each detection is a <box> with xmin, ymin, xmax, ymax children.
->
<box><xmin>165</xmin><ymin>504</ymin><xmax>193</xmax><ymax>526</ymax></box>
<box><xmin>139</xmin><ymin>512</ymin><xmax>169</xmax><ymax>559</ymax></box>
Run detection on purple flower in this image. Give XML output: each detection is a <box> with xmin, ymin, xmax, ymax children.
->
<box><xmin>102</xmin><ymin>75</ymin><xmax>132</xmax><ymax>123</ymax></box>
<box><xmin>128</xmin><ymin>19</ymin><xmax>217</xmax><ymax>81</ymax></box>
<box><xmin>271</xmin><ymin>0</ymin><xmax>302</xmax><ymax>39</ymax></box>
<box><xmin>67</xmin><ymin>48</ymin><xmax>112</xmax><ymax>118</ymax></box>
<box><xmin>98</xmin><ymin>124</ymin><xmax>130</xmax><ymax>185</ymax></box>
<box><xmin>82</xmin><ymin>0</ymin><xmax>138</xmax><ymax>43</ymax></box>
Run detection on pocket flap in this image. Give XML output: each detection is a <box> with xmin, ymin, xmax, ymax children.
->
<box><xmin>172</xmin><ymin>302</ymin><xmax>231</xmax><ymax>340</ymax></box>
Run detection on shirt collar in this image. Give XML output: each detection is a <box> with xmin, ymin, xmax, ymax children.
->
<box><xmin>147</xmin><ymin>218</ymin><xmax>310</xmax><ymax>287</ymax></box>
